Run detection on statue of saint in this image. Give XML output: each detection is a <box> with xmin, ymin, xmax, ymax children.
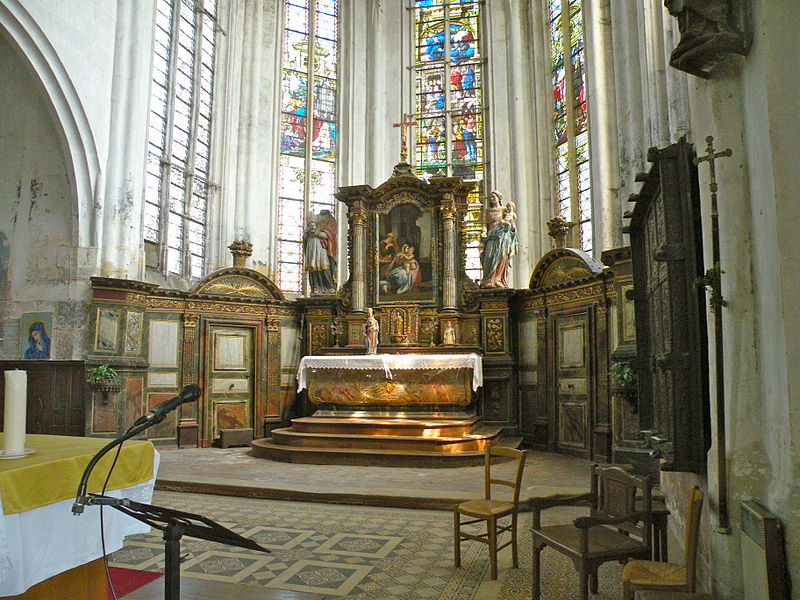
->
<box><xmin>480</xmin><ymin>191</ymin><xmax>518</xmax><ymax>288</ymax></box>
<box><xmin>364</xmin><ymin>308</ymin><xmax>379</xmax><ymax>355</ymax></box>
<box><xmin>442</xmin><ymin>322</ymin><xmax>457</xmax><ymax>346</ymax></box>
<box><xmin>304</xmin><ymin>210</ymin><xmax>338</xmax><ymax>295</ymax></box>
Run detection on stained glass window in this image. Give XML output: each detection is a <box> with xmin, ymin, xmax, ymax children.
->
<box><xmin>277</xmin><ymin>0</ymin><xmax>339</xmax><ymax>294</ymax></box>
<box><xmin>548</xmin><ymin>0</ymin><xmax>592</xmax><ymax>251</ymax></box>
<box><xmin>413</xmin><ymin>0</ymin><xmax>487</xmax><ymax>282</ymax></box>
<box><xmin>145</xmin><ymin>0</ymin><xmax>219</xmax><ymax>278</ymax></box>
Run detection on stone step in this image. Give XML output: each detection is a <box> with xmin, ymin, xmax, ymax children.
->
<box><xmin>271</xmin><ymin>426</ymin><xmax>502</xmax><ymax>452</ymax></box>
<box><xmin>290</xmin><ymin>415</ymin><xmax>481</xmax><ymax>436</ymax></box>
<box><xmin>250</xmin><ymin>435</ymin><xmax>521</xmax><ymax>468</ymax></box>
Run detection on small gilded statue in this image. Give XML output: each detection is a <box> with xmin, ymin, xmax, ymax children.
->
<box><xmin>364</xmin><ymin>308</ymin><xmax>379</xmax><ymax>355</ymax></box>
<box><xmin>442</xmin><ymin>322</ymin><xmax>457</xmax><ymax>346</ymax></box>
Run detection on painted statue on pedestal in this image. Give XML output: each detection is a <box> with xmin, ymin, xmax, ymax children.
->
<box><xmin>304</xmin><ymin>210</ymin><xmax>337</xmax><ymax>295</ymax></box>
<box><xmin>479</xmin><ymin>191</ymin><xmax>518</xmax><ymax>288</ymax></box>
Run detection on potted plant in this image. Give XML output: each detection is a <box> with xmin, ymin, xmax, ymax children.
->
<box><xmin>610</xmin><ymin>362</ymin><xmax>637</xmax><ymax>398</ymax></box>
<box><xmin>88</xmin><ymin>364</ymin><xmax>121</xmax><ymax>399</ymax></box>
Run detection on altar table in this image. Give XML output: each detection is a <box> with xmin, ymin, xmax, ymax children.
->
<box><xmin>296</xmin><ymin>354</ymin><xmax>483</xmax><ymax>410</ymax></box>
<box><xmin>0</xmin><ymin>434</ymin><xmax>159</xmax><ymax>597</ymax></box>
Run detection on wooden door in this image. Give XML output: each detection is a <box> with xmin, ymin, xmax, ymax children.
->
<box><xmin>553</xmin><ymin>313</ymin><xmax>590</xmax><ymax>457</ymax></box>
<box><xmin>204</xmin><ymin>325</ymin><xmax>255</xmax><ymax>443</ymax></box>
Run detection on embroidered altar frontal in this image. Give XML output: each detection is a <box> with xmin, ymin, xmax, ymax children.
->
<box><xmin>298</xmin><ymin>354</ymin><xmax>482</xmax><ymax>412</ymax></box>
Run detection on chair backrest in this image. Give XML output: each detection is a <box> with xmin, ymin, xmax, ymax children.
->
<box><xmin>683</xmin><ymin>486</ymin><xmax>704</xmax><ymax>589</ymax></box>
<box><xmin>590</xmin><ymin>464</ymin><xmax>652</xmax><ymax>546</ymax></box>
<box><xmin>484</xmin><ymin>446</ymin><xmax>527</xmax><ymax>505</ymax></box>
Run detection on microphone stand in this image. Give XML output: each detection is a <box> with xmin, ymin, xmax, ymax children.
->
<box><xmin>72</xmin><ymin>397</ymin><xmax>269</xmax><ymax>600</ymax></box>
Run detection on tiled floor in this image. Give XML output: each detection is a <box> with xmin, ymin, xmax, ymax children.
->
<box><xmin>111</xmin><ymin>490</ymin><xmax>624</xmax><ymax>600</ymax></box>
<box><xmin>117</xmin><ymin>446</ymin><xmax>626</xmax><ymax>598</ymax></box>
<box><xmin>153</xmin><ymin>446</ymin><xmax>591</xmax><ymax>508</ymax></box>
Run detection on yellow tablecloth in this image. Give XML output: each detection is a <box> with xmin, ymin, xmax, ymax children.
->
<box><xmin>0</xmin><ymin>434</ymin><xmax>154</xmax><ymax>515</ymax></box>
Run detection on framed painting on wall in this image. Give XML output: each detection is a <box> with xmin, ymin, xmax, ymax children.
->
<box><xmin>95</xmin><ymin>308</ymin><xmax>120</xmax><ymax>352</ymax></box>
<box><xmin>20</xmin><ymin>312</ymin><xmax>52</xmax><ymax>359</ymax></box>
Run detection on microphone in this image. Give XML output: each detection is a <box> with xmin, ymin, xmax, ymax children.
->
<box><xmin>132</xmin><ymin>384</ymin><xmax>202</xmax><ymax>427</ymax></box>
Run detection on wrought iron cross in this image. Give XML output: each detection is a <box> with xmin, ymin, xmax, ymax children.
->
<box><xmin>393</xmin><ymin>113</ymin><xmax>417</xmax><ymax>163</ymax></box>
<box><xmin>693</xmin><ymin>136</ymin><xmax>732</xmax><ymax>204</ymax></box>
<box><xmin>693</xmin><ymin>134</ymin><xmax>733</xmax><ymax>532</ymax></box>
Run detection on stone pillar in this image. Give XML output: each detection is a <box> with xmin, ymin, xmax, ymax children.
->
<box><xmin>349</xmin><ymin>202</ymin><xmax>367</xmax><ymax>313</ymax></box>
<box><xmin>99</xmin><ymin>0</ymin><xmax>155</xmax><ymax>278</ymax></box>
<box><xmin>441</xmin><ymin>194</ymin><xmax>458</xmax><ymax>312</ymax></box>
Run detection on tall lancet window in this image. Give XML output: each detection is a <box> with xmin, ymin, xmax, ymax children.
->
<box><xmin>145</xmin><ymin>0</ymin><xmax>220</xmax><ymax>278</ymax></box>
<box><xmin>549</xmin><ymin>0</ymin><xmax>592</xmax><ymax>251</ymax></box>
<box><xmin>277</xmin><ymin>0</ymin><xmax>339</xmax><ymax>294</ymax></box>
<box><xmin>413</xmin><ymin>0</ymin><xmax>487</xmax><ymax>282</ymax></box>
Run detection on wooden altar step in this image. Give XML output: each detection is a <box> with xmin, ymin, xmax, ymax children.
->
<box><xmin>250</xmin><ymin>413</ymin><xmax>508</xmax><ymax>467</ymax></box>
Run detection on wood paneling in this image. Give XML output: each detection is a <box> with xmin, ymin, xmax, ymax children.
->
<box><xmin>0</xmin><ymin>361</ymin><xmax>86</xmax><ymax>436</ymax></box>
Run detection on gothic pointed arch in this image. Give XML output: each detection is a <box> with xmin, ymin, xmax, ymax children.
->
<box><xmin>0</xmin><ymin>0</ymin><xmax>99</xmax><ymax>249</ymax></box>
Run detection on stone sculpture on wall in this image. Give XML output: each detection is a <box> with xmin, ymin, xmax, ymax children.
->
<box><xmin>664</xmin><ymin>0</ymin><xmax>749</xmax><ymax>78</ymax></box>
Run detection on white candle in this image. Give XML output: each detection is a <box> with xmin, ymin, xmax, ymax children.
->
<box><xmin>3</xmin><ymin>369</ymin><xmax>27</xmax><ymax>456</ymax></box>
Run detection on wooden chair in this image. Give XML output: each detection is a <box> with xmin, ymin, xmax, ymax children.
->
<box><xmin>529</xmin><ymin>464</ymin><xmax>654</xmax><ymax>600</ymax></box>
<box><xmin>453</xmin><ymin>446</ymin><xmax>527</xmax><ymax>580</ymax></box>
<box><xmin>622</xmin><ymin>486</ymin><xmax>704</xmax><ymax>599</ymax></box>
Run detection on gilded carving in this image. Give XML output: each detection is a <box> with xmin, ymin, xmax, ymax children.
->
<box><xmin>182</xmin><ymin>313</ymin><xmax>199</xmax><ymax>328</ymax></box>
<box><xmin>540</xmin><ymin>257</ymin><xmax>592</xmax><ymax>287</ymax></box>
<box><xmin>461</xmin><ymin>320</ymin><xmax>480</xmax><ymax>346</ymax></box>
<box><xmin>198</xmin><ymin>276</ymin><xmax>267</xmax><ymax>297</ymax></box>
<box><xmin>485</xmin><ymin>317</ymin><xmax>505</xmax><ymax>353</ymax></box>
<box><xmin>147</xmin><ymin>298</ymin><xmax>186</xmax><ymax>310</ymax></box>
<box><xmin>309</xmin><ymin>322</ymin><xmax>329</xmax><ymax>354</ymax></box>
<box><xmin>125</xmin><ymin>292</ymin><xmax>148</xmax><ymax>305</ymax></box>
<box><xmin>266</xmin><ymin>318</ymin><xmax>280</xmax><ymax>332</ymax></box>
<box><xmin>308</xmin><ymin>374</ymin><xmax>470</xmax><ymax>406</ymax></box>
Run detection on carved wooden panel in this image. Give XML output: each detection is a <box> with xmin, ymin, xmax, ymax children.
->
<box><xmin>627</xmin><ymin>138</ymin><xmax>710</xmax><ymax>473</ymax></box>
<box><xmin>0</xmin><ymin>361</ymin><xmax>86</xmax><ymax>436</ymax></box>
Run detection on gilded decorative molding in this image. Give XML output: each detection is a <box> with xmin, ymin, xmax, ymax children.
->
<box><xmin>182</xmin><ymin>313</ymin><xmax>199</xmax><ymax>328</ymax></box>
<box><xmin>185</xmin><ymin>301</ymin><xmax>268</xmax><ymax>314</ymax></box>
<box><xmin>126</xmin><ymin>292</ymin><xmax>149</xmax><ymax>305</ymax></box>
<box><xmin>197</xmin><ymin>276</ymin><xmax>268</xmax><ymax>297</ymax></box>
<box><xmin>546</xmin><ymin>283</ymin><xmax>605</xmax><ymax>306</ymax></box>
<box><xmin>481</xmin><ymin>300</ymin><xmax>508</xmax><ymax>311</ymax></box>
<box><xmin>485</xmin><ymin>317</ymin><xmax>505</xmax><ymax>353</ymax></box>
<box><xmin>266</xmin><ymin>318</ymin><xmax>280</xmax><ymax>332</ymax></box>
<box><xmin>147</xmin><ymin>298</ymin><xmax>187</xmax><ymax>310</ymax></box>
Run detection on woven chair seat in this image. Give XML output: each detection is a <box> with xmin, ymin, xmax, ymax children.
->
<box><xmin>457</xmin><ymin>499</ymin><xmax>515</xmax><ymax>518</ymax></box>
<box><xmin>622</xmin><ymin>559</ymin><xmax>687</xmax><ymax>586</ymax></box>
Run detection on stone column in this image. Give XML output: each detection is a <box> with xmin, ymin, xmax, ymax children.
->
<box><xmin>349</xmin><ymin>202</ymin><xmax>367</xmax><ymax>313</ymax></box>
<box><xmin>441</xmin><ymin>194</ymin><xmax>458</xmax><ymax>312</ymax></box>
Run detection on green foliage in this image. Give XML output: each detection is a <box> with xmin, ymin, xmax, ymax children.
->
<box><xmin>610</xmin><ymin>362</ymin><xmax>637</xmax><ymax>388</ymax></box>
<box><xmin>694</xmin><ymin>262</ymin><xmax>727</xmax><ymax>312</ymax></box>
<box><xmin>88</xmin><ymin>364</ymin><xmax>118</xmax><ymax>384</ymax></box>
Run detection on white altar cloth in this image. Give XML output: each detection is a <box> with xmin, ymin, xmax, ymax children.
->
<box><xmin>297</xmin><ymin>353</ymin><xmax>483</xmax><ymax>392</ymax></box>
<box><xmin>0</xmin><ymin>451</ymin><xmax>159</xmax><ymax>596</ymax></box>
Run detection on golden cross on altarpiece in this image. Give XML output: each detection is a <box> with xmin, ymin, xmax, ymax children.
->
<box><xmin>393</xmin><ymin>113</ymin><xmax>417</xmax><ymax>163</ymax></box>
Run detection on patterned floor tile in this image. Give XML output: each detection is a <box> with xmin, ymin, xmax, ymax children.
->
<box><xmin>266</xmin><ymin>559</ymin><xmax>373</xmax><ymax>596</ymax></box>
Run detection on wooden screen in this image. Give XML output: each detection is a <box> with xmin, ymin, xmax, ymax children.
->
<box><xmin>626</xmin><ymin>137</ymin><xmax>710</xmax><ymax>473</ymax></box>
